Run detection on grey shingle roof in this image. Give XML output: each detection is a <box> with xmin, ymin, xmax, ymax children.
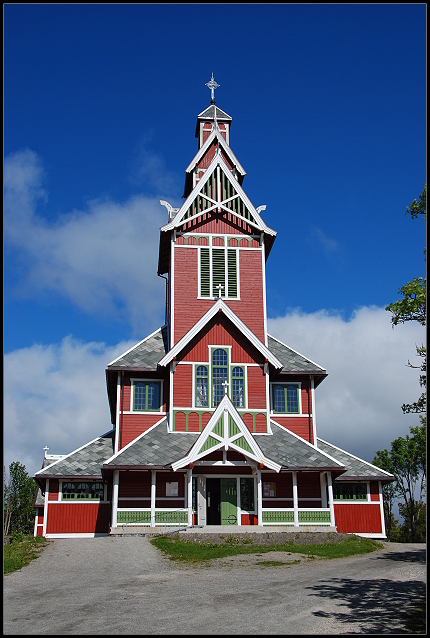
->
<box><xmin>35</xmin><ymin>431</ymin><xmax>115</xmax><ymax>478</ymax></box>
<box><xmin>317</xmin><ymin>439</ymin><xmax>394</xmax><ymax>482</ymax></box>
<box><xmin>104</xmin><ymin>420</ymin><xmax>199</xmax><ymax>468</ymax></box>
<box><xmin>256</xmin><ymin>422</ymin><xmax>345</xmax><ymax>470</ymax></box>
<box><xmin>108</xmin><ymin>326</ymin><xmax>168</xmax><ymax>369</ymax></box>
<box><xmin>197</xmin><ymin>105</ymin><xmax>232</xmax><ymax>121</ymax></box>
<box><xmin>267</xmin><ymin>334</ymin><xmax>326</xmax><ymax>374</ymax></box>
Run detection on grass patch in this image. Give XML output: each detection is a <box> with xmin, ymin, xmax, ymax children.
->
<box><xmin>4</xmin><ymin>535</ymin><xmax>48</xmax><ymax>575</ymax></box>
<box><xmin>150</xmin><ymin>534</ymin><xmax>382</xmax><ymax>564</ymax></box>
<box><xmin>256</xmin><ymin>559</ymin><xmax>301</xmax><ymax>567</ymax></box>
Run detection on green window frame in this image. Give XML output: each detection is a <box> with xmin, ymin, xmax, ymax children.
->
<box><xmin>212</xmin><ymin>348</ymin><xmax>228</xmax><ymax>407</ymax></box>
<box><xmin>199</xmin><ymin>247</ymin><xmax>238</xmax><ymax>299</ymax></box>
<box><xmin>133</xmin><ymin>381</ymin><xmax>162</xmax><ymax>412</ymax></box>
<box><xmin>231</xmin><ymin>366</ymin><xmax>245</xmax><ymax>408</ymax></box>
<box><xmin>61</xmin><ymin>481</ymin><xmax>104</xmax><ymax>500</ymax></box>
<box><xmin>271</xmin><ymin>384</ymin><xmax>300</xmax><ymax>414</ymax></box>
<box><xmin>195</xmin><ymin>365</ymin><xmax>209</xmax><ymax>407</ymax></box>
<box><xmin>333</xmin><ymin>483</ymin><xmax>368</xmax><ymax>501</ymax></box>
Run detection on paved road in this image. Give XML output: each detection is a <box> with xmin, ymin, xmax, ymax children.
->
<box><xmin>3</xmin><ymin>537</ymin><xmax>426</xmax><ymax>634</ymax></box>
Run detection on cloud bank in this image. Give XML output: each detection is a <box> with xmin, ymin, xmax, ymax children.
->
<box><xmin>4</xmin><ymin>149</ymin><xmax>169</xmax><ymax>332</ymax></box>
<box><xmin>268</xmin><ymin>306</ymin><xmax>424</xmax><ymax>464</ymax></box>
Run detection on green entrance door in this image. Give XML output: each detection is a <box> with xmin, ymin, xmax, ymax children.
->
<box><xmin>220</xmin><ymin>479</ymin><xmax>238</xmax><ymax>525</ymax></box>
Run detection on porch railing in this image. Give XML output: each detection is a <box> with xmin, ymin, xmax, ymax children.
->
<box><xmin>262</xmin><ymin>508</ymin><xmax>332</xmax><ymax>525</ymax></box>
<box><xmin>116</xmin><ymin>508</ymin><xmax>188</xmax><ymax>526</ymax></box>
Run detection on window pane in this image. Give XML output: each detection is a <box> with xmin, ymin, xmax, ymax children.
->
<box><xmin>91</xmin><ymin>483</ymin><xmax>104</xmax><ymax>499</ymax></box>
<box><xmin>232</xmin><ymin>367</ymin><xmax>244</xmax><ymax>408</ymax></box>
<box><xmin>147</xmin><ymin>382</ymin><xmax>160</xmax><ymax>410</ymax></box>
<box><xmin>240</xmin><ymin>478</ymin><xmax>254</xmax><ymax>511</ymax></box>
<box><xmin>213</xmin><ymin>349</ymin><xmax>227</xmax><ymax>366</ymax></box>
<box><xmin>76</xmin><ymin>483</ymin><xmax>90</xmax><ymax>499</ymax></box>
<box><xmin>134</xmin><ymin>382</ymin><xmax>146</xmax><ymax>410</ymax></box>
<box><xmin>196</xmin><ymin>366</ymin><xmax>208</xmax><ymax>407</ymax></box>
<box><xmin>273</xmin><ymin>385</ymin><xmax>285</xmax><ymax>412</ymax></box>
<box><xmin>62</xmin><ymin>482</ymin><xmax>75</xmax><ymax>499</ymax></box>
<box><xmin>286</xmin><ymin>386</ymin><xmax>299</xmax><ymax>413</ymax></box>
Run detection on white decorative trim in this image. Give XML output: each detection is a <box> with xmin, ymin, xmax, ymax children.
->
<box><xmin>46</xmin><ymin>533</ymin><xmax>109</xmax><ymax>538</ymax></box>
<box><xmin>158</xmin><ymin>298</ymin><xmax>282</xmax><ymax>369</ymax></box>
<box><xmin>171</xmin><ymin>394</ymin><xmax>281</xmax><ymax>472</ymax></box>
<box><xmin>185</xmin><ymin>127</ymin><xmax>246</xmax><ymax>176</ymax></box>
<box><xmin>311</xmin><ymin>378</ymin><xmax>317</xmax><ymax>446</ymax></box>
<box><xmin>115</xmin><ymin>371</ymin><xmax>121</xmax><ymax>454</ymax></box>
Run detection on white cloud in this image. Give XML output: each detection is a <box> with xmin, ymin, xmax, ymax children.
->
<box><xmin>4</xmin><ymin>337</ymin><xmax>136</xmax><ymax>478</ymax></box>
<box><xmin>5</xmin><ymin>306</ymin><xmax>424</xmax><ymax>480</ymax></box>
<box><xmin>4</xmin><ymin>149</ymin><xmax>170</xmax><ymax>333</ymax></box>
<box><xmin>268</xmin><ymin>306</ymin><xmax>425</xmax><ymax>464</ymax></box>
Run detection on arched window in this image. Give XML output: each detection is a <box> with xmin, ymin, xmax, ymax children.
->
<box><xmin>212</xmin><ymin>348</ymin><xmax>228</xmax><ymax>407</ymax></box>
<box><xmin>196</xmin><ymin>365</ymin><xmax>208</xmax><ymax>407</ymax></box>
<box><xmin>76</xmin><ymin>483</ymin><xmax>90</xmax><ymax>499</ymax></box>
<box><xmin>232</xmin><ymin>366</ymin><xmax>244</xmax><ymax>408</ymax></box>
<box><xmin>62</xmin><ymin>482</ymin><xmax>75</xmax><ymax>499</ymax></box>
<box><xmin>91</xmin><ymin>482</ymin><xmax>104</xmax><ymax>500</ymax></box>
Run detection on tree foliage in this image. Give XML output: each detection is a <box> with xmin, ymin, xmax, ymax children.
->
<box><xmin>4</xmin><ymin>462</ymin><xmax>38</xmax><ymax>536</ymax></box>
<box><xmin>385</xmin><ymin>185</ymin><xmax>426</xmax><ymax>423</ymax></box>
<box><xmin>373</xmin><ymin>425</ymin><xmax>426</xmax><ymax>543</ymax></box>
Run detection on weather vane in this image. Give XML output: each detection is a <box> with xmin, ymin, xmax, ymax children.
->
<box><xmin>206</xmin><ymin>72</ymin><xmax>219</xmax><ymax>104</ymax></box>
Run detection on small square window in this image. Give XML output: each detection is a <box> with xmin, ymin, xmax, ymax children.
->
<box><xmin>271</xmin><ymin>384</ymin><xmax>300</xmax><ymax>414</ymax></box>
<box><xmin>133</xmin><ymin>381</ymin><xmax>161</xmax><ymax>411</ymax></box>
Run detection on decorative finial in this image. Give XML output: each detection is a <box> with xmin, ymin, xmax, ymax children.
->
<box><xmin>206</xmin><ymin>72</ymin><xmax>219</xmax><ymax>104</ymax></box>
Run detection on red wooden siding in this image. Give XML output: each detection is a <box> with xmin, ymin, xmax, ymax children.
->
<box><xmin>247</xmin><ymin>366</ymin><xmax>266</xmax><ymax>409</ymax></box>
<box><xmin>48</xmin><ymin>479</ymin><xmax>59</xmax><ymax>500</ymax></box>
<box><xmin>272</xmin><ymin>417</ymin><xmax>313</xmax><ymax>443</ymax></box>
<box><xmin>120</xmin><ymin>373</ymin><xmax>168</xmax><ymax>413</ymax></box>
<box><xmin>241</xmin><ymin>514</ymin><xmax>257</xmax><ymax>525</ymax></box>
<box><xmin>334</xmin><ymin>503</ymin><xmax>383</xmax><ymax>534</ymax></box>
<box><xmin>179</xmin><ymin>215</ymin><xmax>254</xmax><ymax>236</ymax></box>
<box><xmin>227</xmin><ymin>251</ymin><xmax>265</xmax><ymax>341</ymax></box>
<box><xmin>370</xmin><ymin>481</ymin><xmax>380</xmax><ymax>501</ymax></box>
<box><xmin>46</xmin><ymin>503</ymin><xmax>110</xmax><ymax>534</ymax></box>
<box><xmin>297</xmin><ymin>472</ymin><xmax>321</xmax><ymax>498</ymax></box>
<box><xmin>174</xmin><ymin>248</ymin><xmax>210</xmax><ymax>343</ymax></box>
<box><xmin>173</xmin><ymin>364</ymin><xmax>193</xmax><ymax>405</ymax></box>
<box><xmin>180</xmin><ymin>313</ymin><xmax>265</xmax><ymax>364</ymax></box>
<box><xmin>156</xmin><ymin>472</ymin><xmax>185</xmax><ymax>497</ymax></box>
<box><xmin>262</xmin><ymin>472</ymin><xmax>293</xmax><ymax>498</ymax></box>
<box><xmin>118</xmin><ymin>471</ymin><xmax>151</xmax><ymax>498</ymax></box>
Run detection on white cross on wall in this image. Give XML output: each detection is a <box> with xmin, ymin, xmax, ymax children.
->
<box><xmin>222</xmin><ymin>379</ymin><xmax>229</xmax><ymax>395</ymax></box>
<box><xmin>216</xmin><ymin>283</ymin><xmax>224</xmax><ymax>298</ymax></box>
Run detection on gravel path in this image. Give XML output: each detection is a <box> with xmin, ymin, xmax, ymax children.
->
<box><xmin>4</xmin><ymin>536</ymin><xmax>426</xmax><ymax>634</ymax></box>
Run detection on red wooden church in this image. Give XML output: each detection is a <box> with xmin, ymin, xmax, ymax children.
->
<box><xmin>34</xmin><ymin>75</ymin><xmax>393</xmax><ymax>538</ymax></box>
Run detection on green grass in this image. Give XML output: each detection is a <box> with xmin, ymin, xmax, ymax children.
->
<box><xmin>4</xmin><ymin>535</ymin><xmax>49</xmax><ymax>574</ymax></box>
<box><xmin>150</xmin><ymin>534</ymin><xmax>383</xmax><ymax>563</ymax></box>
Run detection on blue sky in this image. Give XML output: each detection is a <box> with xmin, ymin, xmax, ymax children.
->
<box><xmin>4</xmin><ymin>4</ymin><xmax>426</xmax><ymax>479</ymax></box>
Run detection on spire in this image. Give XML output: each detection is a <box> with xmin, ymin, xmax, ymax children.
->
<box><xmin>205</xmin><ymin>72</ymin><xmax>219</xmax><ymax>104</ymax></box>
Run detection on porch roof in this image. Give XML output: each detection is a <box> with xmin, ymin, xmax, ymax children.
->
<box><xmin>257</xmin><ymin>421</ymin><xmax>346</xmax><ymax>472</ymax></box>
<box><xmin>317</xmin><ymin>438</ymin><xmax>395</xmax><ymax>482</ymax></box>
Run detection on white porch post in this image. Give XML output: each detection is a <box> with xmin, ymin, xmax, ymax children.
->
<box><xmin>236</xmin><ymin>477</ymin><xmax>241</xmax><ymax>526</ymax></box>
<box><xmin>379</xmin><ymin>481</ymin><xmax>386</xmax><ymax>538</ymax></box>
<box><xmin>42</xmin><ymin>478</ymin><xmax>49</xmax><ymax>537</ymax></box>
<box><xmin>111</xmin><ymin>471</ymin><xmax>119</xmax><ymax>529</ymax></box>
<box><xmin>151</xmin><ymin>470</ymin><xmax>156</xmax><ymax>528</ymax></box>
<box><xmin>187</xmin><ymin>468</ymin><xmax>193</xmax><ymax>527</ymax></box>
<box><xmin>257</xmin><ymin>469</ymin><xmax>263</xmax><ymax>526</ymax></box>
<box><xmin>327</xmin><ymin>471</ymin><xmax>335</xmax><ymax>528</ymax></box>
<box><xmin>292</xmin><ymin>471</ymin><xmax>299</xmax><ymax>527</ymax></box>
<box><xmin>320</xmin><ymin>472</ymin><xmax>328</xmax><ymax>508</ymax></box>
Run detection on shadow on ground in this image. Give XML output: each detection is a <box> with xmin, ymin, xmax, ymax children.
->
<box><xmin>375</xmin><ymin>548</ymin><xmax>426</xmax><ymax>565</ymax></box>
<box><xmin>306</xmin><ymin>577</ymin><xmax>425</xmax><ymax>633</ymax></box>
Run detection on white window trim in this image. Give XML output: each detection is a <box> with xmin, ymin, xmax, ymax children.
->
<box><xmin>130</xmin><ymin>378</ymin><xmax>164</xmax><ymax>413</ymax></box>
<box><xmin>269</xmin><ymin>382</ymin><xmax>302</xmax><ymax>415</ymax></box>
<box><xmin>197</xmin><ymin>243</ymin><xmax>240</xmax><ymax>300</ymax></box>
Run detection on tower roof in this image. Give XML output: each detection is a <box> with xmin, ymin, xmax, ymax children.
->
<box><xmin>195</xmin><ymin>104</ymin><xmax>232</xmax><ymax>137</ymax></box>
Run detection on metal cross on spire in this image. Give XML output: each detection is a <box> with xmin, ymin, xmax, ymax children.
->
<box><xmin>206</xmin><ymin>72</ymin><xmax>219</xmax><ymax>104</ymax></box>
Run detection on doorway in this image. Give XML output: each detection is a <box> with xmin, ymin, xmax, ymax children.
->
<box><xmin>206</xmin><ymin>478</ymin><xmax>237</xmax><ymax>525</ymax></box>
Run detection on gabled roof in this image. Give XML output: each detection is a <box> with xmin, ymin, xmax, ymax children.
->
<box><xmin>35</xmin><ymin>430</ymin><xmax>115</xmax><ymax>480</ymax></box>
<box><xmin>267</xmin><ymin>334</ymin><xmax>327</xmax><ymax>387</ymax></box>
<box><xmin>259</xmin><ymin>421</ymin><xmax>345</xmax><ymax>471</ymax></box>
<box><xmin>103</xmin><ymin>418</ymin><xmax>199</xmax><ymax>470</ymax></box>
<box><xmin>161</xmin><ymin>151</ymin><xmax>276</xmax><ymax>237</ymax></box>
<box><xmin>317</xmin><ymin>438</ymin><xmax>395</xmax><ymax>482</ymax></box>
<box><xmin>158</xmin><ymin>298</ymin><xmax>283</xmax><ymax>369</ymax></box>
<box><xmin>171</xmin><ymin>394</ymin><xmax>281</xmax><ymax>472</ymax></box>
<box><xmin>107</xmin><ymin>326</ymin><xmax>168</xmax><ymax>370</ymax></box>
<box><xmin>195</xmin><ymin>104</ymin><xmax>232</xmax><ymax>137</ymax></box>
<box><xmin>186</xmin><ymin>127</ymin><xmax>246</xmax><ymax>177</ymax></box>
